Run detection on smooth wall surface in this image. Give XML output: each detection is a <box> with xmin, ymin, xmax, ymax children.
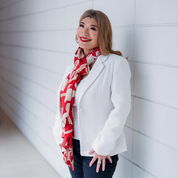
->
<box><xmin>0</xmin><ymin>0</ymin><xmax>178</xmax><ymax>178</ymax></box>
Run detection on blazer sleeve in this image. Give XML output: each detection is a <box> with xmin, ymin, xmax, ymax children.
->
<box><xmin>92</xmin><ymin>58</ymin><xmax>131</xmax><ymax>155</ymax></box>
<box><xmin>52</xmin><ymin>64</ymin><xmax>73</xmax><ymax>145</ymax></box>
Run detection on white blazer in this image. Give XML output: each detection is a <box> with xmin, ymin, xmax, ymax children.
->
<box><xmin>52</xmin><ymin>53</ymin><xmax>131</xmax><ymax>156</ymax></box>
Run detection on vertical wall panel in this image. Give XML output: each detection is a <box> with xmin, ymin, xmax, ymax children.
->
<box><xmin>134</xmin><ymin>98</ymin><xmax>178</xmax><ymax>150</ymax></box>
<box><xmin>133</xmin><ymin>132</ymin><xmax>178</xmax><ymax>178</ymax></box>
<box><xmin>93</xmin><ymin>0</ymin><xmax>135</xmax><ymax>26</ymax></box>
<box><xmin>113</xmin><ymin>27</ymin><xmax>134</xmax><ymax>60</ymax></box>
<box><xmin>134</xmin><ymin>63</ymin><xmax>178</xmax><ymax>108</ymax></box>
<box><xmin>135</xmin><ymin>26</ymin><xmax>178</xmax><ymax>66</ymax></box>
<box><xmin>65</xmin><ymin>2</ymin><xmax>93</xmax><ymax>29</ymax></box>
<box><xmin>133</xmin><ymin>165</ymin><xmax>155</xmax><ymax>178</ymax></box>
<box><xmin>113</xmin><ymin>156</ymin><xmax>132</xmax><ymax>178</ymax></box>
<box><xmin>136</xmin><ymin>0</ymin><xmax>178</xmax><ymax>24</ymax></box>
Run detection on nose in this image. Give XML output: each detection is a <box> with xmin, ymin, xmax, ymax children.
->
<box><xmin>81</xmin><ymin>27</ymin><xmax>89</xmax><ymax>36</ymax></box>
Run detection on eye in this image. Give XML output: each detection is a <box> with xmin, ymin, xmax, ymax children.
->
<box><xmin>79</xmin><ymin>24</ymin><xmax>84</xmax><ymax>27</ymax></box>
<box><xmin>90</xmin><ymin>28</ymin><xmax>96</xmax><ymax>31</ymax></box>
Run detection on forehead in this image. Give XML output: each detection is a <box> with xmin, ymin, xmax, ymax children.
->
<box><xmin>81</xmin><ymin>17</ymin><xmax>98</xmax><ymax>26</ymax></box>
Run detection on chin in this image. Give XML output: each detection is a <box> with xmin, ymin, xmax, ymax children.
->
<box><xmin>78</xmin><ymin>44</ymin><xmax>88</xmax><ymax>49</ymax></box>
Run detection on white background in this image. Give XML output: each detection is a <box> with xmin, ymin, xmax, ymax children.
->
<box><xmin>0</xmin><ymin>0</ymin><xmax>178</xmax><ymax>178</ymax></box>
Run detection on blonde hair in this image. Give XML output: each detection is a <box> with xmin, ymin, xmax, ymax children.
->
<box><xmin>76</xmin><ymin>9</ymin><xmax>128</xmax><ymax>59</ymax></box>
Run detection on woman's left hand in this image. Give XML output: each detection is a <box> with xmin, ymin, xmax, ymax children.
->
<box><xmin>88</xmin><ymin>149</ymin><xmax>112</xmax><ymax>173</ymax></box>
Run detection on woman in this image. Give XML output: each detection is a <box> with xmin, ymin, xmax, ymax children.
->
<box><xmin>52</xmin><ymin>9</ymin><xmax>131</xmax><ymax>178</ymax></box>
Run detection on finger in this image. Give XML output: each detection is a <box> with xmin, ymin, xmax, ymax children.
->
<box><xmin>88</xmin><ymin>149</ymin><xmax>95</xmax><ymax>154</ymax></box>
<box><xmin>102</xmin><ymin>158</ymin><xmax>106</xmax><ymax>171</ymax></box>
<box><xmin>107</xmin><ymin>156</ymin><xmax>112</xmax><ymax>163</ymax></box>
<box><xmin>96</xmin><ymin>160</ymin><xmax>101</xmax><ymax>173</ymax></box>
<box><xmin>89</xmin><ymin>155</ymin><xmax>97</xmax><ymax>167</ymax></box>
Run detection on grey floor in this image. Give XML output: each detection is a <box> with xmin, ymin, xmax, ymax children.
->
<box><xmin>0</xmin><ymin>109</ymin><xmax>61</xmax><ymax>178</ymax></box>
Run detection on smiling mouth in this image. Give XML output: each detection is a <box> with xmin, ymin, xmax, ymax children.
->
<box><xmin>80</xmin><ymin>37</ymin><xmax>91</xmax><ymax>42</ymax></box>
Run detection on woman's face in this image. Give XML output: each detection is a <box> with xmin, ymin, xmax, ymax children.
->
<box><xmin>76</xmin><ymin>17</ymin><xmax>99</xmax><ymax>55</ymax></box>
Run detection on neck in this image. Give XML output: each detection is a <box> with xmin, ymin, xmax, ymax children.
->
<box><xmin>83</xmin><ymin>49</ymin><xmax>91</xmax><ymax>56</ymax></box>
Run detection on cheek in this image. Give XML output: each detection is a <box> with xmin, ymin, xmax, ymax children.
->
<box><xmin>92</xmin><ymin>32</ymin><xmax>99</xmax><ymax>43</ymax></box>
<box><xmin>76</xmin><ymin>28</ymin><xmax>80</xmax><ymax>38</ymax></box>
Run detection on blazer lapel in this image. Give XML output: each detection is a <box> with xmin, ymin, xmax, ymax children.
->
<box><xmin>78</xmin><ymin>55</ymin><xmax>109</xmax><ymax>105</ymax></box>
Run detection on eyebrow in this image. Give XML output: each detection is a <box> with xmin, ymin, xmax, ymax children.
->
<box><xmin>80</xmin><ymin>21</ymin><xmax>98</xmax><ymax>28</ymax></box>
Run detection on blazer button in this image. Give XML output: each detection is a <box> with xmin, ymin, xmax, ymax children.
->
<box><xmin>79</xmin><ymin>108</ymin><xmax>84</xmax><ymax>113</ymax></box>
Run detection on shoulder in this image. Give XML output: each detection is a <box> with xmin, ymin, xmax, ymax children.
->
<box><xmin>108</xmin><ymin>53</ymin><xmax>126</xmax><ymax>61</ymax></box>
<box><xmin>103</xmin><ymin>53</ymin><xmax>131</xmax><ymax>77</ymax></box>
<box><xmin>103</xmin><ymin>53</ymin><xmax>129</xmax><ymax>66</ymax></box>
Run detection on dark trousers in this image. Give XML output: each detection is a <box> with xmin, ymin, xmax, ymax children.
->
<box><xmin>69</xmin><ymin>139</ymin><xmax>119</xmax><ymax>178</ymax></box>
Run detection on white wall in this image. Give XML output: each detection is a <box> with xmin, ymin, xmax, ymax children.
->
<box><xmin>0</xmin><ymin>0</ymin><xmax>178</xmax><ymax>178</ymax></box>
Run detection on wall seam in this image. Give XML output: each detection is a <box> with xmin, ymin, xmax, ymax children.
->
<box><xmin>2</xmin><ymin>68</ymin><xmax>57</xmax><ymax>94</ymax></box>
<box><xmin>0</xmin><ymin>0</ymin><xmax>92</xmax><ymax>22</ymax></box>
<box><xmin>120</xmin><ymin>154</ymin><xmax>159</xmax><ymax>178</ymax></box>
<box><xmin>125</xmin><ymin>125</ymin><xmax>178</xmax><ymax>152</ymax></box>
<box><xmin>0</xmin><ymin>55</ymin><xmax>65</xmax><ymax>74</ymax></box>
<box><xmin>0</xmin><ymin>85</ymin><xmax>56</xmax><ymax>128</ymax></box>
<box><xmin>0</xmin><ymin>81</ymin><xmax>56</xmax><ymax>113</ymax></box>
<box><xmin>0</xmin><ymin>43</ymin><xmax>67</xmax><ymax>54</ymax></box>
<box><xmin>0</xmin><ymin>103</ymin><xmax>62</xmax><ymax>157</ymax></box>
<box><xmin>133</xmin><ymin>95</ymin><xmax>178</xmax><ymax>110</ymax></box>
<box><xmin>0</xmin><ymin>0</ymin><xmax>23</xmax><ymax>10</ymax></box>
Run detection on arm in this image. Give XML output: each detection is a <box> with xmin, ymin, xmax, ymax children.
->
<box><xmin>52</xmin><ymin>63</ymin><xmax>73</xmax><ymax>146</ymax></box>
<box><xmin>92</xmin><ymin>58</ymin><xmax>131</xmax><ymax>155</ymax></box>
<box><xmin>52</xmin><ymin>88</ymin><xmax>63</xmax><ymax>146</ymax></box>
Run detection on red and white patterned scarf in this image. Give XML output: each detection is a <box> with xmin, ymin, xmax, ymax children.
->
<box><xmin>60</xmin><ymin>46</ymin><xmax>101</xmax><ymax>171</ymax></box>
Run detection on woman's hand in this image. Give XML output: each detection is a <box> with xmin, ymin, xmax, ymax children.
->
<box><xmin>88</xmin><ymin>149</ymin><xmax>112</xmax><ymax>173</ymax></box>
